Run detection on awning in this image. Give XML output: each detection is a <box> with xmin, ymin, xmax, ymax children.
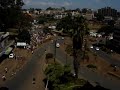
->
<box><xmin>4</xmin><ymin>47</ymin><xmax>13</xmax><ymax>55</ymax></box>
<box><xmin>17</xmin><ymin>42</ymin><xmax>27</xmax><ymax>46</ymax></box>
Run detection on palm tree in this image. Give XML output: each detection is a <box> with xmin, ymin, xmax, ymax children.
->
<box><xmin>56</xmin><ymin>15</ymin><xmax>89</xmax><ymax>78</ymax></box>
<box><xmin>72</xmin><ymin>16</ymin><xmax>89</xmax><ymax>78</ymax></box>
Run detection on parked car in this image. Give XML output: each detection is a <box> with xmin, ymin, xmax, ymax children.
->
<box><xmin>9</xmin><ymin>53</ymin><xmax>14</xmax><ymax>59</ymax></box>
<box><xmin>56</xmin><ymin>43</ymin><xmax>60</xmax><ymax>48</ymax></box>
<box><xmin>95</xmin><ymin>47</ymin><xmax>100</xmax><ymax>51</ymax></box>
<box><xmin>90</xmin><ymin>45</ymin><xmax>93</xmax><ymax>49</ymax></box>
<box><xmin>61</xmin><ymin>37</ymin><xmax>64</xmax><ymax>40</ymax></box>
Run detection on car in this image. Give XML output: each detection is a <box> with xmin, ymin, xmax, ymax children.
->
<box><xmin>9</xmin><ymin>53</ymin><xmax>14</xmax><ymax>59</ymax></box>
<box><xmin>90</xmin><ymin>45</ymin><xmax>93</xmax><ymax>49</ymax></box>
<box><xmin>56</xmin><ymin>43</ymin><xmax>60</xmax><ymax>48</ymax></box>
<box><xmin>95</xmin><ymin>47</ymin><xmax>100</xmax><ymax>51</ymax></box>
<box><xmin>61</xmin><ymin>37</ymin><xmax>64</xmax><ymax>40</ymax></box>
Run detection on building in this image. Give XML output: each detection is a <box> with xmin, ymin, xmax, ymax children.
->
<box><xmin>0</xmin><ymin>32</ymin><xmax>15</xmax><ymax>57</ymax></box>
<box><xmin>98</xmin><ymin>7</ymin><xmax>117</xmax><ymax>17</ymax></box>
<box><xmin>83</xmin><ymin>13</ymin><xmax>94</xmax><ymax>20</ymax></box>
<box><xmin>112</xmin><ymin>18</ymin><xmax>120</xmax><ymax>52</ymax></box>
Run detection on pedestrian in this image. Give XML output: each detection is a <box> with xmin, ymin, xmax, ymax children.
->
<box><xmin>32</xmin><ymin>77</ymin><xmax>36</xmax><ymax>84</ymax></box>
<box><xmin>4</xmin><ymin>67</ymin><xmax>8</xmax><ymax>73</ymax></box>
<box><xmin>32</xmin><ymin>50</ymin><xmax>33</xmax><ymax>54</ymax></box>
<box><xmin>2</xmin><ymin>75</ymin><xmax>6</xmax><ymax>81</ymax></box>
<box><xmin>15</xmin><ymin>55</ymin><xmax>17</xmax><ymax>60</ymax></box>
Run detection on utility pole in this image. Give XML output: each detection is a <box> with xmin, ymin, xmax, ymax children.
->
<box><xmin>54</xmin><ymin>40</ymin><xmax>56</xmax><ymax>63</ymax></box>
<box><xmin>66</xmin><ymin>53</ymin><xmax>67</xmax><ymax>64</ymax></box>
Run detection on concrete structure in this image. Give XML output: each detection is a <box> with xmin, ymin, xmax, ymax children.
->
<box><xmin>83</xmin><ymin>13</ymin><xmax>94</xmax><ymax>20</ymax></box>
<box><xmin>98</xmin><ymin>7</ymin><xmax>117</xmax><ymax>17</ymax></box>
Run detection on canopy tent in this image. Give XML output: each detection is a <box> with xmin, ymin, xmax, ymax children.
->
<box><xmin>16</xmin><ymin>42</ymin><xmax>27</xmax><ymax>47</ymax></box>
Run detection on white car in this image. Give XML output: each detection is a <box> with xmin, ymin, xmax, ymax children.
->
<box><xmin>61</xmin><ymin>37</ymin><xmax>64</xmax><ymax>40</ymax></box>
<box><xmin>95</xmin><ymin>47</ymin><xmax>100</xmax><ymax>51</ymax></box>
<box><xmin>56</xmin><ymin>43</ymin><xmax>60</xmax><ymax>48</ymax></box>
<box><xmin>9</xmin><ymin>53</ymin><xmax>14</xmax><ymax>58</ymax></box>
<box><xmin>90</xmin><ymin>46</ymin><xmax>93</xmax><ymax>49</ymax></box>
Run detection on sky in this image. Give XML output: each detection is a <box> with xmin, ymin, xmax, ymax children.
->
<box><xmin>23</xmin><ymin>0</ymin><xmax>120</xmax><ymax>11</ymax></box>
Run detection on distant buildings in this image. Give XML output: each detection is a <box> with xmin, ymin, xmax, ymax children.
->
<box><xmin>112</xmin><ymin>18</ymin><xmax>120</xmax><ymax>51</ymax></box>
<box><xmin>98</xmin><ymin>7</ymin><xmax>117</xmax><ymax>17</ymax></box>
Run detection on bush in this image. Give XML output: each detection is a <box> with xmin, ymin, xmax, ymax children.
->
<box><xmin>87</xmin><ymin>64</ymin><xmax>97</xmax><ymax>69</ymax></box>
<box><xmin>46</xmin><ymin>53</ymin><xmax>53</xmax><ymax>59</ymax></box>
<box><xmin>65</xmin><ymin>45</ymin><xmax>73</xmax><ymax>55</ymax></box>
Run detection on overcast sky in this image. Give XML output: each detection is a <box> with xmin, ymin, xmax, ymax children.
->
<box><xmin>23</xmin><ymin>0</ymin><xmax>120</xmax><ymax>10</ymax></box>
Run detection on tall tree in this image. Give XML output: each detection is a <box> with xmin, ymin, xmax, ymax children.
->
<box><xmin>0</xmin><ymin>0</ymin><xmax>24</xmax><ymax>31</ymax></box>
<box><xmin>57</xmin><ymin>15</ymin><xmax>89</xmax><ymax>78</ymax></box>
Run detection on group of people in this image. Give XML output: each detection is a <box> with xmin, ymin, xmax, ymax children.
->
<box><xmin>1</xmin><ymin>67</ymin><xmax>8</xmax><ymax>81</ymax></box>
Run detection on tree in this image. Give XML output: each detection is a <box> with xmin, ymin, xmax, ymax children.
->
<box><xmin>45</xmin><ymin>64</ymin><xmax>72</xmax><ymax>90</ymax></box>
<box><xmin>97</xmin><ymin>25</ymin><xmax>114</xmax><ymax>35</ymax></box>
<box><xmin>46</xmin><ymin>7</ymin><xmax>54</xmax><ymax>10</ymax></box>
<box><xmin>82</xmin><ymin>8</ymin><xmax>87</xmax><ymax>13</ymax></box>
<box><xmin>17</xmin><ymin>12</ymin><xmax>33</xmax><ymax>34</ymax></box>
<box><xmin>43</xmin><ymin>26</ymin><xmax>51</xmax><ymax>34</ymax></box>
<box><xmin>17</xmin><ymin>29</ymin><xmax>31</xmax><ymax>44</ymax></box>
<box><xmin>56</xmin><ymin>15</ymin><xmax>89</xmax><ymax>78</ymax></box>
<box><xmin>95</xmin><ymin>13</ymin><xmax>104</xmax><ymax>21</ymax></box>
<box><xmin>0</xmin><ymin>0</ymin><xmax>24</xmax><ymax>31</ymax></box>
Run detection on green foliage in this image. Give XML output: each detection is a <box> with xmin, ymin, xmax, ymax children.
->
<box><xmin>38</xmin><ymin>15</ymin><xmax>56</xmax><ymax>24</ymax></box>
<box><xmin>43</xmin><ymin>26</ymin><xmax>51</xmax><ymax>34</ymax></box>
<box><xmin>87</xmin><ymin>64</ymin><xmax>97</xmax><ymax>69</ymax></box>
<box><xmin>0</xmin><ymin>0</ymin><xmax>24</xmax><ymax>31</ymax></box>
<box><xmin>97</xmin><ymin>25</ymin><xmax>114</xmax><ymax>35</ymax></box>
<box><xmin>95</xmin><ymin>14</ymin><xmax>105</xmax><ymax>21</ymax></box>
<box><xmin>19</xmin><ymin>13</ymin><xmax>33</xmax><ymax>31</ymax></box>
<box><xmin>45</xmin><ymin>64</ymin><xmax>87</xmax><ymax>90</ymax></box>
<box><xmin>45</xmin><ymin>64</ymin><xmax>64</xmax><ymax>83</ymax></box>
<box><xmin>65</xmin><ymin>45</ymin><xmax>73</xmax><ymax>55</ymax></box>
<box><xmin>38</xmin><ymin>16</ymin><xmax>47</xmax><ymax>24</ymax></box>
<box><xmin>56</xmin><ymin>14</ymin><xmax>89</xmax><ymax>78</ymax></box>
<box><xmin>17</xmin><ymin>29</ymin><xmax>31</xmax><ymax>44</ymax></box>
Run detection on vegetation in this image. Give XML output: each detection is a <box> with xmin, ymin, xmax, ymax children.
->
<box><xmin>0</xmin><ymin>0</ymin><xmax>33</xmax><ymax>44</ymax></box>
<box><xmin>65</xmin><ymin>45</ymin><xmax>73</xmax><ymax>55</ymax></box>
<box><xmin>0</xmin><ymin>0</ymin><xmax>24</xmax><ymax>31</ymax></box>
<box><xmin>57</xmin><ymin>14</ymin><xmax>89</xmax><ymax>78</ymax></box>
<box><xmin>44</xmin><ymin>64</ymin><xmax>86</xmax><ymax>90</ymax></box>
<box><xmin>44</xmin><ymin>64</ymin><xmax>109</xmax><ymax>90</ymax></box>
<box><xmin>95</xmin><ymin>14</ymin><xmax>105</xmax><ymax>21</ymax></box>
<box><xmin>97</xmin><ymin>25</ymin><xmax>114</xmax><ymax>35</ymax></box>
<box><xmin>17</xmin><ymin>29</ymin><xmax>31</xmax><ymax>44</ymax></box>
<box><xmin>38</xmin><ymin>15</ymin><xmax>56</xmax><ymax>24</ymax></box>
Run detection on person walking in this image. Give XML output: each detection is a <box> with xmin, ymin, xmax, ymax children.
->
<box><xmin>4</xmin><ymin>67</ymin><xmax>8</xmax><ymax>73</ymax></box>
<box><xmin>2</xmin><ymin>75</ymin><xmax>6</xmax><ymax>81</ymax></box>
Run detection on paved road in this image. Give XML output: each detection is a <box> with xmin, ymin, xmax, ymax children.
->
<box><xmin>4</xmin><ymin>37</ymin><xmax>120</xmax><ymax>90</ymax></box>
<box><xmin>49</xmin><ymin>37</ymin><xmax>120</xmax><ymax>90</ymax></box>
<box><xmin>3</xmin><ymin>43</ymin><xmax>49</xmax><ymax>90</ymax></box>
<box><xmin>91</xmin><ymin>48</ymin><xmax>120</xmax><ymax>67</ymax></box>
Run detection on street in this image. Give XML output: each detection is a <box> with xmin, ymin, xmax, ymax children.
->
<box><xmin>2</xmin><ymin>37</ymin><xmax>120</xmax><ymax>90</ymax></box>
<box><xmin>49</xmin><ymin>37</ymin><xmax>120</xmax><ymax>90</ymax></box>
<box><xmin>3</xmin><ymin>42</ymin><xmax>50</xmax><ymax>90</ymax></box>
<box><xmin>91</xmin><ymin>48</ymin><xmax>120</xmax><ymax>67</ymax></box>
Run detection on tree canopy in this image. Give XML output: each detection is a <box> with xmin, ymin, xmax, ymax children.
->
<box><xmin>0</xmin><ymin>0</ymin><xmax>24</xmax><ymax>31</ymax></box>
<box><xmin>97</xmin><ymin>25</ymin><xmax>114</xmax><ymax>35</ymax></box>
